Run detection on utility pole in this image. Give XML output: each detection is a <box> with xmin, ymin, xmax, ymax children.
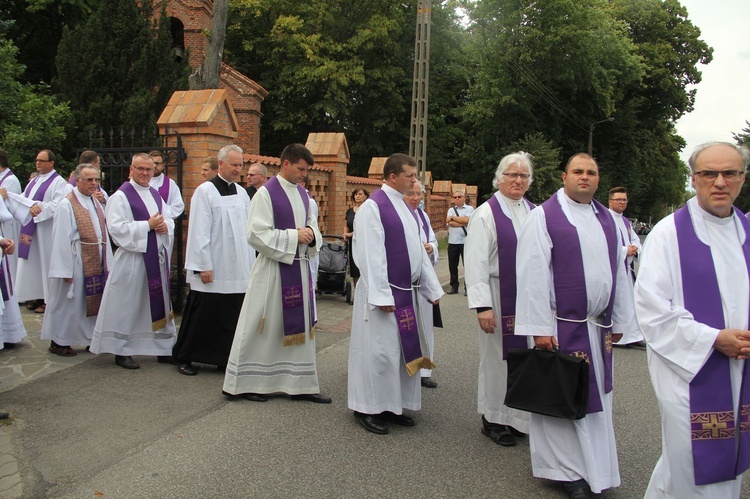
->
<box><xmin>409</xmin><ymin>0</ymin><xmax>432</xmax><ymax>182</ymax></box>
<box><xmin>587</xmin><ymin>117</ymin><xmax>615</xmax><ymax>155</ymax></box>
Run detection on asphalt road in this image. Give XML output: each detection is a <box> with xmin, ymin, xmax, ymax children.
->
<box><xmin>2</xmin><ymin>282</ymin><xmax>749</xmax><ymax>498</ymax></box>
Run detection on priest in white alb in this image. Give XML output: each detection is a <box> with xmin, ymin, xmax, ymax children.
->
<box><xmin>172</xmin><ymin>145</ymin><xmax>254</xmax><ymax>376</ymax></box>
<box><xmin>223</xmin><ymin>144</ymin><xmax>330</xmax><ymax>404</ymax></box>
<box><xmin>0</xmin><ymin>149</ymin><xmax>23</xmax><ymax>280</ymax></box>
<box><xmin>635</xmin><ymin>142</ymin><xmax>750</xmax><ymax>499</ymax></box>
<box><xmin>90</xmin><ymin>153</ymin><xmax>176</xmax><ymax>370</ymax></box>
<box><xmin>348</xmin><ymin>153</ymin><xmax>444</xmax><ymax>435</ymax></box>
<box><xmin>404</xmin><ymin>180</ymin><xmax>440</xmax><ymax>390</ymax></box>
<box><xmin>608</xmin><ymin>186</ymin><xmax>645</xmax><ymax>348</ymax></box>
<box><xmin>14</xmin><ymin>149</ymin><xmax>68</xmax><ymax>313</ymax></box>
<box><xmin>465</xmin><ymin>151</ymin><xmax>535</xmax><ymax>448</ymax></box>
<box><xmin>41</xmin><ymin>164</ymin><xmax>112</xmax><ymax>357</ymax></box>
<box><xmin>515</xmin><ymin>153</ymin><xmax>636</xmax><ymax>499</ymax></box>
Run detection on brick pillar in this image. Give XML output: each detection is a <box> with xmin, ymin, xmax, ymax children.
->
<box><xmin>305</xmin><ymin>133</ymin><xmax>350</xmax><ymax>237</ymax></box>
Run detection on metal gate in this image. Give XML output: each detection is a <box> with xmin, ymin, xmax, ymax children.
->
<box><xmin>76</xmin><ymin>127</ymin><xmax>187</xmax><ymax>312</ymax></box>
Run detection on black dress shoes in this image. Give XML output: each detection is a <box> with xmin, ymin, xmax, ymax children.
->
<box><xmin>446</xmin><ymin>287</ymin><xmax>459</xmax><ymax>295</ymax></box>
<box><xmin>566</xmin><ymin>484</ymin><xmax>593</xmax><ymax>499</ymax></box>
<box><xmin>506</xmin><ymin>425</ymin><xmax>527</xmax><ymax>438</ymax></box>
<box><xmin>0</xmin><ymin>412</ymin><xmax>9</xmax><ymax>420</ymax></box>
<box><xmin>115</xmin><ymin>355</ymin><xmax>140</xmax><ymax>369</ymax></box>
<box><xmin>481</xmin><ymin>426</ymin><xmax>516</xmax><ymax>447</ymax></box>
<box><xmin>290</xmin><ymin>393</ymin><xmax>332</xmax><ymax>404</ymax></box>
<box><xmin>244</xmin><ymin>393</ymin><xmax>269</xmax><ymax>402</ymax></box>
<box><xmin>379</xmin><ymin>411</ymin><xmax>416</xmax><ymax>427</ymax></box>
<box><xmin>354</xmin><ymin>412</ymin><xmax>389</xmax><ymax>435</ymax></box>
<box><xmin>421</xmin><ymin>377</ymin><xmax>438</xmax><ymax>388</ymax></box>
<box><xmin>178</xmin><ymin>363</ymin><xmax>198</xmax><ymax>376</ymax></box>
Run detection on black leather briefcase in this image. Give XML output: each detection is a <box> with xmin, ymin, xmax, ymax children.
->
<box><xmin>504</xmin><ymin>347</ymin><xmax>589</xmax><ymax>420</ymax></box>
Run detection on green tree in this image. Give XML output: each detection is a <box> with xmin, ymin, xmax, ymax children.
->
<box><xmin>1</xmin><ymin>0</ymin><xmax>98</xmax><ymax>84</ymax></box>
<box><xmin>54</xmin><ymin>0</ymin><xmax>189</xmax><ymax>150</ymax></box>
<box><xmin>224</xmin><ymin>0</ymin><xmax>470</xmax><ymax>175</ymax></box>
<box><xmin>0</xmin><ymin>37</ymin><xmax>71</xmax><ymax>179</ymax></box>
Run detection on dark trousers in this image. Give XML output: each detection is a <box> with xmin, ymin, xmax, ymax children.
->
<box><xmin>447</xmin><ymin>243</ymin><xmax>465</xmax><ymax>290</ymax></box>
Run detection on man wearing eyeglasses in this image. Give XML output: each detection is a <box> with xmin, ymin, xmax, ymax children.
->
<box><xmin>445</xmin><ymin>189</ymin><xmax>473</xmax><ymax>295</ymax></box>
<box><xmin>245</xmin><ymin>162</ymin><xmax>267</xmax><ymax>200</ymax></box>
<box><xmin>608</xmin><ymin>187</ymin><xmax>645</xmax><ymax>349</ymax></box>
<box><xmin>13</xmin><ymin>149</ymin><xmax>68</xmax><ymax>314</ymax></box>
<box><xmin>465</xmin><ymin>152</ymin><xmax>535</xmax><ymax>448</ymax></box>
<box><xmin>41</xmin><ymin>164</ymin><xmax>112</xmax><ymax>357</ymax></box>
<box><xmin>635</xmin><ymin>142</ymin><xmax>750</xmax><ymax>498</ymax></box>
<box><xmin>90</xmin><ymin>153</ymin><xmax>176</xmax><ymax>370</ymax></box>
<box><xmin>516</xmin><ymin>153</ymin><xmax>636</xmax><ymax>498</ymax></box>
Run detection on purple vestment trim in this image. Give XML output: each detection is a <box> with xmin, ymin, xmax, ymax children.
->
<box><xmin>264</xmin><ymin>176</ymin><xmax>314</xmax><ymax>344</ymax></box>
<box><xmin>675</xmin><ymin>205</ymin><xmax>750</xmax><ymax>485</ymax></box>
<box><xmin>542</xmin><ymin>194</ymin><xmax>618</xmax><ymax>414</ymax></box>
<box><xmin>370</xmin><ymin>189</ymin><xmax>428</xmax><ymax>374</ymax></box>
<box><xmin>488</xmin><ymin>195</ymin><xmax>535</xmax><ymax>359</ymax></box>
<box><xmin>119</xmin><ymin>182</ymin><xmax>170</xmax><ymax>330</ymax></box>
<box><xmin>157</xmin><ymin>176</ymin><xmax>170</xmax><ymax>202</ymax></box>
<box><xmin>19</xmin><ymin>172</ymin><xmax>60</xmax><ymax>260</ymax></box>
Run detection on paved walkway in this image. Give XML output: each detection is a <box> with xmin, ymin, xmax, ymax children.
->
<box><xmin>0</xmin><ymin>249</ymin><xmax>459</xmax><ymax>498</ymax></box>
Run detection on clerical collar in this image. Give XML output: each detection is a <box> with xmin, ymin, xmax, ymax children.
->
<box><xmin>501</xmin><ymin>194</ymin><xmax>523</xmax><ymax>207</ymax></box>
<box><xmin>217</xmin><ymin>173</ymin><xmax>234</xmax><ymax>186</ymax></box>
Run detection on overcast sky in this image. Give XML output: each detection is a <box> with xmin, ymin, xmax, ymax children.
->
<box><xmin>675</xmin><ymin>0</ymin><xmax>750</xmax><ymax>164</ymax></box>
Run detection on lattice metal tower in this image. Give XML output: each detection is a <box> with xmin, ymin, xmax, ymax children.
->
<box><xmin>409</xmin><ymin>0</ymin><xmax>432</xmax><ymax>182</ymax></box>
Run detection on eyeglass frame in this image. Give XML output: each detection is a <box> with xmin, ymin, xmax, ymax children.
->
<box><xmin>693</xmin><ymin>170</ymin><xmax>746</xmax><ymax>182</ymax></box>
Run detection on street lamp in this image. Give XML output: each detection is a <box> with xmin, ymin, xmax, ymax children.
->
<box><xmin>588</xmin><ymin>117</ymin><xmax>614</xmax><ymax>155</ymax></box>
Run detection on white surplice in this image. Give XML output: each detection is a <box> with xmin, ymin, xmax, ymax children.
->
<box><xmin>347</xmin><ymin>185</ymin><xmax>444</xmax><ymax>415</ymax></box>
<box><xmin>41</xmin><ymin>190</ymin><xmax>112</xmax><ymax>346</ymax></box>
<box><xmin>465</xmin><ymin>192</ymin><xmax>531</xmax><ymax>432</ymax></box>
<box><xmin>14</xmin><ymin>170</ymin><xmax>68</xmax><ymax>302</ymax></box>
<box><xmin>635</xmin><ymin>197</ymin><xmax>746</xmax><ymax>498</ymax></box>
<box><xmin>149</xmin><ymin>174</ymin><xmax>184</xmax><ymax>220</ymax></box>
<box><xmin>223</xmin><ymin>175</ymin><xmax>322</xmax><ymax>396</ymax></box>
<box><xmin>185</xmin><ymin>179</ymin><xmax>254</xmax><ymax>293</ymax></box>
<box><xmin>0</xmin><ymin>169</ymin><xmax>22</xmax><ymax>279</ymax></box>
<box><xmin>415</xmin><ymin>207</ymin><xmax>439</xmax><ymax>378</ymax></box>
<box><xmin>609</xmin><ymin>209</ymin><xmax>644</xmax><ymax>344</ymax></box>
<box><xmin>515</xmin><ymin>189</ymin><xmax>636</xmax><ymax>494</ymax></box>
<box><xmin>0</xmin><ymin>199</ymin><xmax>25</xmax><ymax>345</ymax></box>
<box><xmin>90</xmin><ymin>180</ymin><xmax>176</xmax><ymax>356</ymax></box>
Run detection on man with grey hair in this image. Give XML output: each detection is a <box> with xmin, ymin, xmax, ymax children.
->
<box><xmin>41</xmin><ymin>164</ymin><xmax>112</xmax><ymax>356</ymax></box>
<box><xmin>446</xmin><ymin>189</ymin><xmax>473</xmax><ymax>294</ymax></box>
<box><xmin>91</xmin><ymin>152</ymin><xmax>176</xmax><ymax>369</ymax></box>
<box><xmin>405</xmin><ymin>180</ymin><xmax>440</xmax><ymax>389</ymax></box>
<box><xmin>465</xmin><ymin>151</ymin><xmax>535</xmax><ymax>447</ymax></box>
<box><xmin>172</xmin><ymin>145</ymin><xmax>255</xmax><ymax>375</ymax></box>
<box><xmin>245</xmin><ymin>162</ymin><xmax>268</xmax><ymax>200</ymax></box>
<box><xmin>635</xmin><ymin>142</ymin><xmax>750</xmax><ymax>498</ymax></box>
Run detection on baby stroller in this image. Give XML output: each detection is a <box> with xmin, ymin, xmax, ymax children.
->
<box><xmin>316</xmin><ymin>235</ymin><xmax>352</xmax><ymax>304</ymax></box>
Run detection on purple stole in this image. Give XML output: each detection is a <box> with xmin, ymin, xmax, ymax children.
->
<box><xmin>119</xmin><ymin>182</ymin><xmax>172</xmax><ymax>331</ymax></box>
<box><xmin>264</xmin><ymin>176</ymin><xmax>315</xmax><ymax>346</ymax></box>
<box><xmin>370</xmin><ymin>189</ymin><xmax>435</xmax><ymax>376</ymax></box>
<box><xmin>542</xmin><ymin>194</ymin><xmax>618</xmax><ymax>414</ymax></box>
<box><xmin>156</xmin><ymin>176</ymin><xmax>170</xmax><ymax>202</ymax></box>
<box><xmin>488</xmin><ymin>195</ymin><xmax>535</xmax><ymax>359</ymax></box>
<box><xmin>0</xmin><ymin>169</ymin><xmax>15</xmax><ymax>187</ymax></box>
<box><xmin>675</xmin><ymin>204</ymin><xmax>750</xmax><ymax>485</ymax></box>
<box><xmin>19</xmin><ymin>172</ymin><xmax>60</xmax><ymax>259</ymax></box>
